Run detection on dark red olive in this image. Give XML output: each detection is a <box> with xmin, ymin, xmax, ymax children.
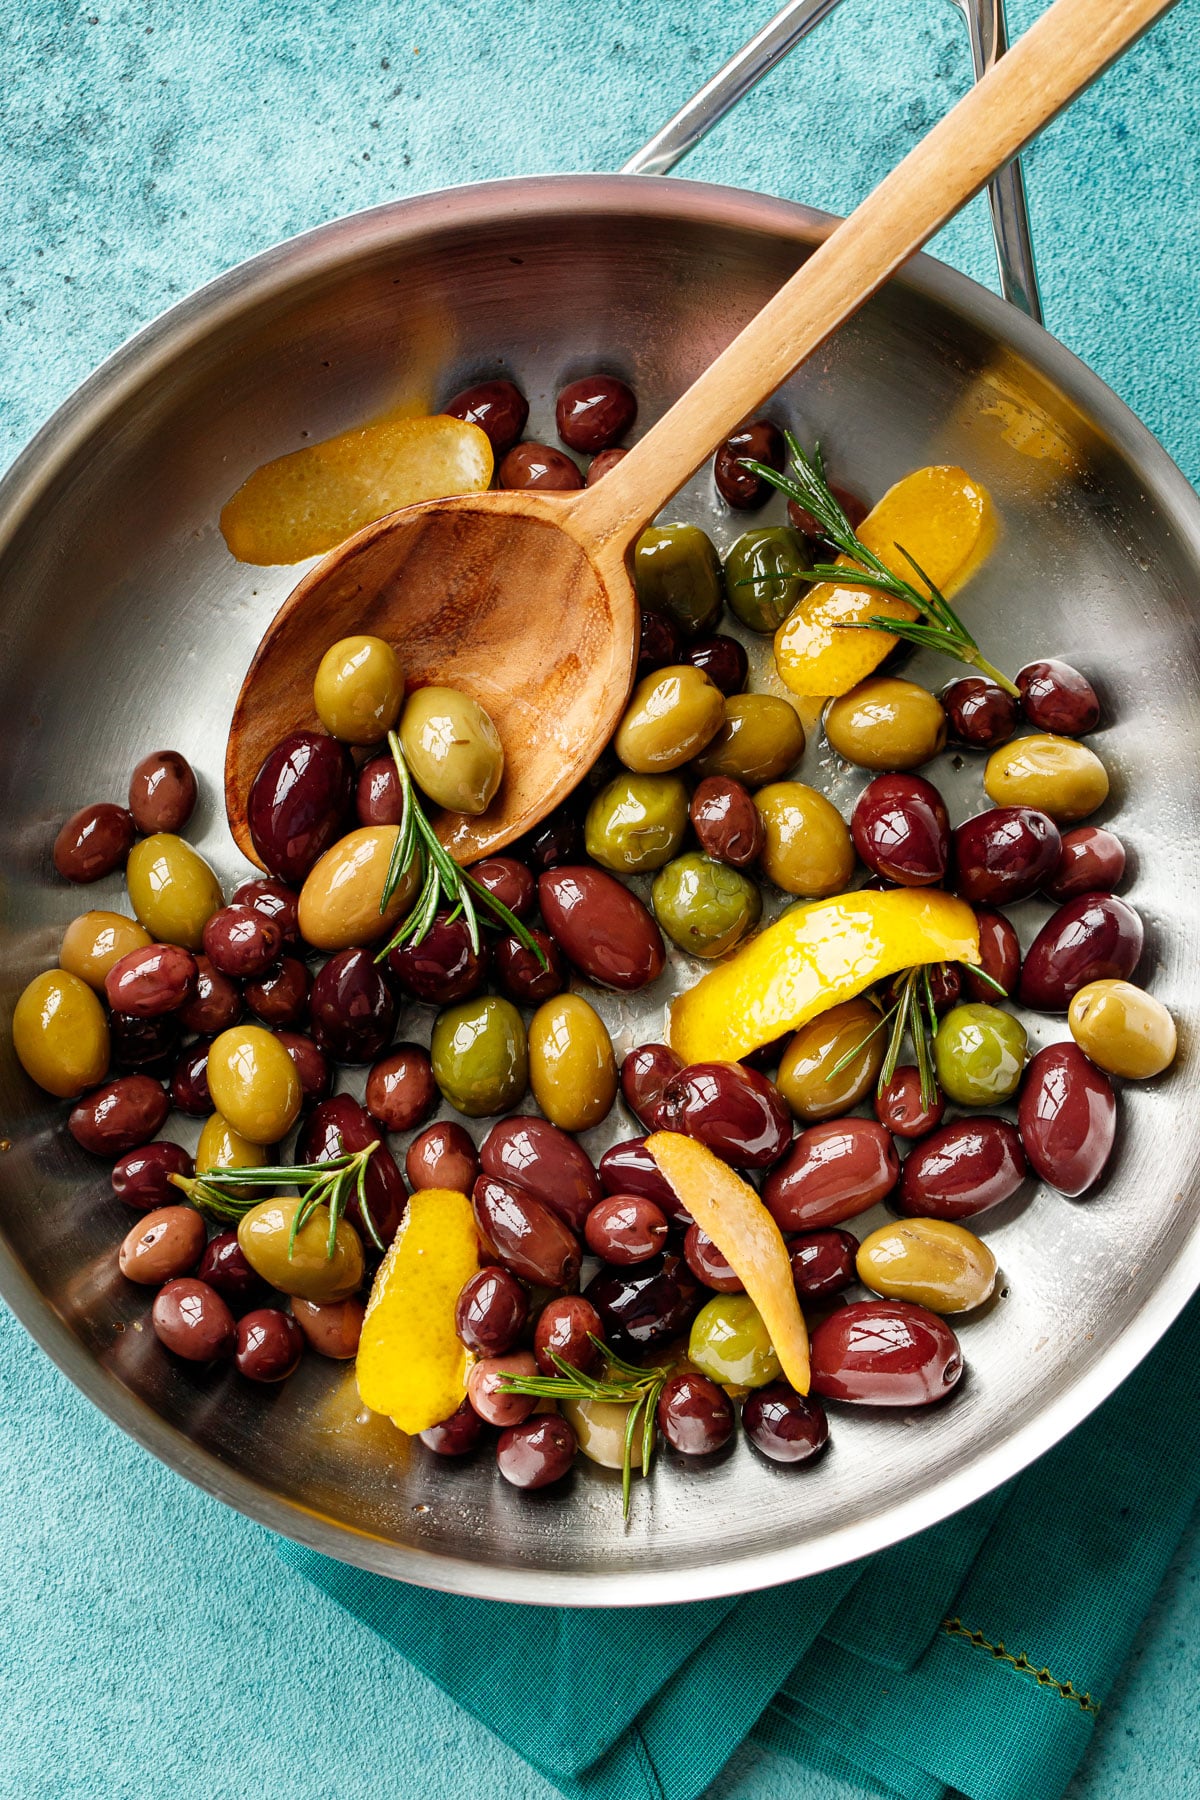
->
<box><xmin>247</xmin><ymin>731</ymin><xmax>353</xmax><ymax>884</ymax></box>
<box><xmin>658</xmin><ymin>1373</ymin><xmax>735</xmax><ymax>1455</ymax></box>
<box><xmin>1017</xmin><ymin>1042</ymin><xmax>1116</xmax><ymax>1197</ymax></box>
<box><xmin>197</xmin><ymin>1231</ymin><xmax>268</xmax><ymax>1310</ymax></box>
<box><xmin>178</xmin><ymin>956</ymin><xmax>243</xmax><ymax>1034</ymax></box>
<box><xmin>112</xmin><ymin>1141</ymin><xmax>194</xmax><ymax>1210</ymax></box>
<box><xmin>499</xmin><ymin>441</ymin><xmax>582</xmax><ymax>490</ymax></box>
<box><xmin>230</xmin><ymin>877</ymin><xmax>302</xmax><ymax>946</ymax></box>
<box><xmin>68</xmin><ymin>1075</ymin><xmax>169</xmax><ymax>1156</ymax></box>
<box><xmin>942</xmin><ymin>677</ymin><xmax>1019</xmax><ymax>749</ymax></box>
<box><xmin>479</xmin><ymin>1116</ymin><xmax>600</xmax><ymax>1231</ymax></box>
<box><xmin>109</xmin><ymin>1010</ymin><xmax>180</xmax><ymax>1072</ymax></box>
<box><xmin>420</xmin><ymin>1399</ymin><xmax>486</xmax><ymax>1456</ymax></box>
<box><xmin>387</xmin><ymin>913</ymin><xmax>487</xmax><ymax>1004</ymax></box>
<box><xmin>236</xmin><ymin>1308</ymin><xmax>304</xmax><ymax>1382</ymax></box>
<box><xmin>244</xmin><ymin>955</ymin><xmax>310</xmax><ymax>1028</ymax></box>
<box><xmin>810</xmin><ymin>1300</ymin><xmax>963</xmax><ymax>1405</ymax></box>
<box><xmin>152</xmin><ymin>1279</ymin><xmax>236</xmax><ymax>1362</ymax></box>
<box><xmin>599</xmin><ymin>1137</ymin><xmax>689</xmax><ymax>1225</ymax></box>
<box><xmin>365</xmin><ymin>1044</ymin><xmax>437</xmax><ymax>1133</ymax></box>
<box><xmin>620</xmin><ymin>1043</ymin><xmax>683</xmax><ymax>1131</ymax></box>
<box><xmin>584</xmin><ymin>1194</ymin><xmax>669</xmax><ymax>1265</ymax></box>
<box><xmin>742</xmin><ymin>1384</ymin><xmax>829</xmax><ymax>1463</ymax></box>
<box><xmin>637</xmin><ymin>607</ymin><xmax>682</xmax><ymax>677</ymax></box>
<box><xmin>683</xmin><ymin>1225</ymin><xmax>744</xmax><ymax>1293</ymax></box>
<box><xmin>584</xmin><ymin>1255</ymin><xmax>701</xmax><ymax>1354</ymax></box>
<box><xmin>471</xmin><ymin>856</ymin><xmax>537</xmax><ymax>921</ymax></box>
<box><xmin>1017</xmin><ymin>659</ymin><xmax>1100</xmax><ymax>736</ymax></box>
<box><xmin>354</xmin><ymin>753</ymin><xmax>402</xmax><ymax>828</ymax></box>
<box><xmin>493</xmin><ymin>929</ymin><xmax>566</xmax><ymax>1004</ymax></box>
<box><xmin>455</xmin><ymin>1266</ymin><xmax>529</xmax><ymax>1356</ymax></box>
<box><xmin>963</xmin><ymin>907</ymin><xmax>1022</xmax><ymax>1004</ymax></box>
<box><xmin>689</xmin><ymin>775</ymin><xmax>763</xmax><ymax>869</ymax></box>
<box><xmin>763</xmin><ymin>1119</ymin><xmax>899</xmax><ymax>1230</ymax></box>
<box><xmin>274</xmin><ymin>1030</ymin><xmax>332</xmax><ymax>1105</ymax></box>
<box><xmin>900</xmin><ymin>1115</ymin><xmax>1027</xmax><ymax>1220</ymax></box>
<box><xmin>952</xmin><ymin>806</ymin><xmax>1062</xmax><ymax>905</ymax></box>
<box><xmin>442</xmin><ymin>378</ymin><xmax>528</xmax><ymax>453</ymax></box>
<box><xmin>104</xmin><ymin>943</ymin><xmax>196</xmax><ymax>1018</ymax></box>
<box><xmin>663</xmin><ymin>1062</ymin><xmax>792</xmax><ymax>1169</ymax></box>
<box><xmin>467</xmin><ymin>1351</ymin><xmax>537</xmax><ymax>1427</ymax></box>
<box><xmin>788</xmin><ymin>1229</ymin><xmax>859</xmax><ymax>1298</ymax></box>
<box><xmin>851</xmin><ymin>774</ymin><xmax>949</xmax><ymax>887</ymax></box>
<box><xmin>291</xmin><ymin>1296</ymin><xmax>365</xmax><ymax>1359</ymax></box>
<box><xmin>521</xmin><ymin>802</ymin><xmax>586</xmax><ymax>873</ymax></box>
<box><xmin>202</xmin><ymin>905</ymin><xmax>282</xmax><ymax>979</ymax></box>
<box><xmin>788</xmin><ymin>483</ymin><xmax>867</xmax><ymax>542</ymax></box>
<box><xmin>587</xmin><ymin>446</ymin><xmax>629</xmax><ymax>485</ymax></box>
<box><xmin>1045</xmin><ymin>825</ymin><xmax>1126</xmax><ymax>901</ymax></box>
<box><xmin>713</xmin><ymin>418</ymin><xmax>786</xmax><ymax>509</ymax></box>
<box><xmin>875</xmin><ymin>1067</ymin><xmax>945</xmax><ymax>1138</ymax></box>
<box><xmin>496</xmin><ymin>1414</ymin><xmax>577</xmax><ymax>1489</ymax></box>
<box><xmin>406</xmin><ymin>1121</ymin><xmax>479</xmax><ymax>1194</ymax></box>
<box><xmin>128</xmin><ymin>750</ymin><xmax>197</xmax><ymax>835</ymax></box>
<box><xmin>556</xmin><ymin>374</ymin><xmax>636</xmax><ymax>453</ymax></box>
<box><xmin>473</xmin><ymin>1175</ymin><xmax>582</xmax><ymax>1288</ymax></box>
<box><xmin>53</xmin><ymin>803</ymin><xmax>136</xmax><ymax>883</ymax></box>
<box><xmin>685</xmin><ymin>635</ymin><xmax>749</xmax><ymax>697</ymax></box>
<box><xmin>533</xmin><ymin>1295</ymin><xmax>605</xmax><ymax>1375</ymax></box>
<box><xmin>298</xmin><ymin>1094</ymin><xmax>407</xmax><ymax>1245</ymax></box>
<box><xmin>169</xmin><ymin>1038</ymin><xmax>213</xmax><ymax>1115</ymax></box>
<box><xmin>308</xmin><ymin>948</ymin><xmax>396</xmax><ymax>1063</ymax></box>
<box><xmin>538</xmin><ymin>866</ymin><xmax>665</xmax><ymax>992</ymax></box>
<box><xmin>1018</xmin><ymin>892</ymin><xmax>1143</xmax><ymax>1011</ymax></box>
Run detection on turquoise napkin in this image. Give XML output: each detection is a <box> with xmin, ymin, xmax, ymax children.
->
<box><xmin>278</xmin><ymin>1295</ymin><xmax>1200</xmax><ymax>1800</ymax></box>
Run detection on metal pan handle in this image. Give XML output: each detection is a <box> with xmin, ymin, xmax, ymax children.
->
<box><xmin>622</xmin><ymin>0</ymin><xmax>1042</xmax><ymax>324</ymax></box>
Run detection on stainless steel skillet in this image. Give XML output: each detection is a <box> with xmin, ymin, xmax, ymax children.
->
<box><xmin>0</xmin><ymin>3</ymin><xmax>1197</xmax><ymax>1606</ymax></box>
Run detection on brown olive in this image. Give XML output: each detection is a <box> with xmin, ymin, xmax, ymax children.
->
<box><xmin>470</xmin><ymin>856</ymin><xmax>536</xmax><ymax>920</ymax></box>
<box><xmin>689</xmin><ymin>776</ymin><xmax>764</xmax><ymax>868</ymax></box>
<box><xmin>196</xmin><ymin>1231</ymin><xmax>268</xmax><ymax>1311</ymax></box>
<box><xmin>467</xmin><ymin>1351</ymin><xmax>538</xmax><ymax>1427</ymax></box>
<box><xmin>244</xmin><ymin>956</ymin><xmax>310</xmax><ymax>1028</ymax></box>
<box><xmin>442</xmin><ymin>378</ymin><xmax>528</xmax><ymax>453</ymax></box>
<box><xmin>713</xmin><ymin>418</ymin><xmax>785</xmax><ymax>509</ymax></box>
<box><xmin>68</xmin><ymin>1075</ymin><xmax>169</xmax><ymax>1156</ymax></box>
<box><xmin>53</xmin><ymin>803</ymin><xmax>136</xmax><ymax>883</ymax></box>
<box><xmin>533</xmin><ymin>1295</ymin><xmax>605</xmax><ymax>1374</ymax></box>
<box><xmin>499</xmin><ymin>442</ymin><xmax>582</xmax><ymax>490</ymax></box>
<box><xmin>657</xmin><ymin>1372</ymin><xmax>736</xmax><ymax>1456</ymax></box>
<box><xmin>556</xmin><ymin>374</ymin><xmax>636</xmax><ymax>452</ymax></box>
<box><xmin>473</xmin><ymin>1174</ymin><xmax>582</xmax><ymax>1288</ymax></box>
<box><xmin>682</xmin><ymin>1225</ymin><xmax>744</xmax><ymax>1292</ymax></box>
<box><xmin>584</xmin><ymin>1195</ymin><xmax>669</xmax><ymax>1266</ymax></box>
<box><xmin>825</xmin><ymin>678</ymin><xmax>948</xmax><ymax>771</ymax></box>
<box><xmin>478</xmin><ymin>1116</ymin><xmax>601</xmax><ymax>1232</ymax></box>
<box><xmin>364</xmin><ymin>1045</ymin><xmax>438</xmax><ymax>1133</ymax></box>
<box><xmin>493</xmin><ymin>928</ymin><xmax>567</xmax><ymax>1004</ymax></box>
<box><xmin>60</xmin><ymin>911</ymin><xmax>153</xmax><ymax>991</ymax></box>
<box><xmin>755</xmin><ymin>782</ymin><xmax>855</xmax><ymax>897</ymax></box>
<box><xmin>420</xmin><ymin>1401</ymin><xmax>486</xmax><ymax>1457</ymax></box>
<box><xmin>763</xmin><ymin>1118</ymin><xmax>899</xmax><ymax>1229</ymax></box>
<box><xmin>275</xmin><ymin>1031</ymin><xmax>332</xmax><ymax>1106</ymax></box>
<box><xmin>875</xmin><ymin>1065</ymin><xmax>946</xmax><ymax>1138</ymax></box>
<box><xmin>292</xmin><ymin>1296</ymin><xmax>366</xmax><ymax>1359</ymax></box>
<box><xmin>169</xmin><ymin>1039</ymin><xmax>212</xmax><ymax>1115</ymax></box>
<box><xmin>128</xmin><ymin>750</ymin><xmax>197</xmax><ymax>834</ymax></box>
<box><xmin>693</xmin><ymin>694</ymin><xmax>805</xmax><ymax>788</ymax></box>
<box><xmin>406</xmin><ymin>1121</ymin><xmax>479</xmax><ymax>1194</ymax></box>
<box><xmin>231</xmin><ymin>877</ymin><xmax>303</xmax><ymax>946</ymax></box>
<box><xmin>104</xmin><ymin>944</ymin><xmax>197</xmax><ymax>1018</ymax></box>
<box><xmin>776</xmin><ymin>998</ymin><xmax>885</xmax><ymax>1121</ymax></box>
<box><xmin>586</xmin><ymin>447</ymin><xmax>629</xmax><ymax>484</ymax></box>
<box><xmin>455</xmin><ymin>1267</ymin><xmax>529</xmax><ymax>1356</ymax></box>
<box><xmin>118</xmin><ymin>1206</ymin><xmax>207</xmax><ymax>1285</ymax></box>
<box><xmin>112</xmin><ymin>1141</ymin><xmax>195</xmax><ymax>1211</ymax></box>
<box><xmin>495</xmin><ymin>1417</ymin><xmax>577</xmax><ymax>1491</ymax></box>
<box><xmin>538</xmin><ymin>866</ymin><xmax>665</xmax><ymax>992</ymax></box>
<box><xmin>151</xmin><ymin>1279</ymin><xmax>236</xmax><ymax>1362</ymax></box>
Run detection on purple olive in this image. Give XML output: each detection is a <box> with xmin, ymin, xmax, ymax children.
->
<box><xmin>638</xmin><ymin>608</ymin><xmax>682</xmax><ymax>677</ymax></box>
<box><xmin>1018</xmin><ymin>892</ymin><xmax>1143</xmax><ymax>1011</ymax></box>
<box><xmin>713</xmin><ymin>419</ymin><xmax>786</xmax><ymax>510</ymax></box>
<box><xmin>68</xmin><ymin>1076</ymin><xmax>169</xmax><ymax>1156</ymax></box>
<box><xmin>472</xmin><ymin>1175</ymin><xmax>582</xmax><ymax>1289</ymax></box>
<box><xmin>197</xmin><ymin>1231</ymin><xmax>268</xmax><ymax>1311</ymax></box>
<box><xmin>247</xmin><ymin>731</ymin><xmax>353</xmax><ymax>884</ymax></box>
<box><xmin>387</xmin><ymin>913</ymin><xmax>487</xmax><ymax>1005</ymax></box>
<box><xmin>364</xmin><ymin>1044</ymin><xmax>437</xmax><ymax>1133</ymax></box>
<box><xmin>53</xmin><ymin>803</ymin><xmax>136</xmax><ymax>883</ymax></box>
<box><xmin>104</xmin><ymin>944</ymin><xmax>197</xmax><ymax>1018</ymax></box>
<box><xmin>169</xmin><ymin>1038</ymin><xmax>213</xmax><ymax>1115</ymax></box>
<box><xmin>128</xmin><ymin>750</ymin><xmax>197</xmax><ymax>835</ymax></box>
<box><xmin>443</xmin><ymin>378</ymin><xmax>528</xmax><ymax>453</ymax></box>
<box><xmin>492</xmin><ymin>929</ymin><xmax>566</xmax><ymax>1004</ymax></box>
<box><xmin>899</xmin><ymin>1117</ymin><xmax>1027</xmax><ymax>1219</ymax></box>
<box><xmin>788</xmin><ymin>483</ymin><xmax>867</xmax><ymax>543</ymax></box>
<box><xmin>521</xmin><ymin>802</ymin><xmax>586</xmax><ymax>873</ymax></box>
<box><xmin>599</xmin><ymin>1137</ymin><xmax>689</xmax><ymax>1225</ymax></box>
<box><xmin>496</xmin><ymin>1415</ymin><xmax>577</xmax><ymax>1490</ymax></box>
<box><xmin>620</xmin><ymin>1043</ymin><xmax>684</xmax><ymax>1131</ymax></box>
<box><xmin>555</xmin><ymin>374</ymin><xmax>636</xmax><ymax>453</ymax></box>
<box><xmin>788</xmin><ymin>1229</ymin><xmax>859</xmax><ymax>1299</ymax></box>
<box><xmin>470</xmin><ymin>856</ymin><xmax>536</xmax><ymax>921</ymax></box>
<box><xmin>230</xmin><ymin>877</ymin><xmax>302</xmax><ymax>946</ymax></box>
<box><xmin>244</xmin><ymin>955</ymin><xmax>310</xmax><ymax>1028</ymax></box>
<box><xmin>584</xmin><ymin>1255</ymin><xmax>701</xmax><ymax>1354</ymax></box>
<box><xmin>178</xmin><ymin>957</ymin><xmax>243</xmax><ymax>1035</ymax></box>
<box><xmin>963</xmin><ymin>908</ymin><xmax>1022</xmax><ymax>1004</ymax></box>
<box><xmin>662</xmin><ymin>1062</ymin><xmax>792</xmax><ymax>1169</ymax></box>
<box><xmin>742</xmin><ymin>1385</ymin><xmax>829</xmax><ymax>1463</ymax></box>
<box><xmin>109</xmin><ymin>1010</ymin><xmax>180</xmax><ymax>1072</ymax></box>
<box><xmin>874</xmin><ymin>1067</ymin><xmax>945</xmax><ymax>1139</ymax></box>
<box><xmin>478</xmin><ymin>1116</ymin><xmax>600</xmax><ymax>1232</ymax></box>
<box><xmin>235</xmin><ymin>1309</ymin><xmax>304</xmax><ymax>1383</ymax></box>
<box><xmin>851</xmin><ymin>773</ymin><xmax>949</xmax><ymax>887</ymax></box>
<box><xmin>202</xmin><ymin>905</ymin><xmax>282</xmax><ymax>979</ymax></box>
<box><xmin>689</xmin><ymin>776</ymin><xmax>764</xmax><ymax>869</ymax></box>
<box><xmin>584</xmin><ymin>1194</ymin><xmax>669</xmax><ymax>1265</ymax></box>
<box><xmin>533</xmin><ymin>1295</ymin><xmax>605</xmax><ymax>1375</ymax></box>
<box><xmin>686</xmin><ymin>636</ymin><xmax>749</xmax><ymax>697</ymax></box>
<box><xmin>763</xmin><ymin>1119</ymin><xmax>899</xmax><ymax>1230</ymax></box>
<box><xmin>455</xmin><ymin>1267</ymin><xmax>529</xmax><ymax>1356</ymax></box>
<box><xmin>274</xmin><ymin>1030</ymin><xmax>332</xmax><ymax>1106</ymax></box>
<box><xmin>308</xmin><ymin>948</ymin><xmax>396</xmax><ymax>1063</ymax></box>
<box><xmin>1017</xmin><ymin>1042</ymin><xmax>1116</xmax><ymax>1197</ymax></box>
<box><xmin>952</xmin><ymin>806</ymin><xmax>1062</xmax><ymax>905</ymax></box>
<box><xmin>355</xmin><ymin>754</ymin><xmax>402</xmax><ymax>828</ymax></box>
<box><xmin>809</xmin><ymin>1300</ymin><xmax>963</xmax><ymax>1405</ymax></box>
<box><xmin>942</xmin><ymin>677</ymin><xmax>1019</xmax><ymax>749</ymax></box>
<box><xmin>298</xmin><ymin>1093</ymin><xmax>407</xmax><ymax>1245</ymax></box>
<box><xmin>538</xmin><ymin>866</ymin><xmax>665</xmax><ymax>992</ymax></box>
<box><xmin>1017</xmin><ymin>660</ymin><xmax>1100</xmax><ymax>736</ymax></box>
<box><xmin>682</xmin><ymin>1225</ymin><xmax>744</xmax><ymax>1293</ymax></box>
<box><xmin>657</xmin><ymin>1373</ymin><xmax>735</xmax><ymax>1455</ymax></box>
<box><xmin>111</xmin><ymin>1141</ymin><xmax>194</xmax><ymax>1211</ymax></box>
<box><xmin>1045</xmin><ymin>826</ymin><xmax>1126</xmax><ymax>902</ymax></box>
<box><xmin>420</xmin><ymin>1399</ymin><xmax>486</xmax><ymax>1457</ymax></box>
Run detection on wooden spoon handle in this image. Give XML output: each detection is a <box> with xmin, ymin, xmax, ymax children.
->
<box><xmin>570</xmin><ymin>0</ymin><xmax>1173</xmax><ymax>552</ymax></box>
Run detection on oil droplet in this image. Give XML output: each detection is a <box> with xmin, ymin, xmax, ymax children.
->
<box><xmin>0</xmin><ymin>1138</ymin><xmax>11</xmax><ymax>1152</ymax></box>
<box><xmin>412</xmin><ymin>1502</ymin><xmax>431</xmax><ymax>1516</ymax></box>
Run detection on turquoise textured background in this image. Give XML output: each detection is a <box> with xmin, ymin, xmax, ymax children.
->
<box><xmin>1</xmin><ymin>2</ymin><xmax>1198</xmax><ymax>1796</ymax></box>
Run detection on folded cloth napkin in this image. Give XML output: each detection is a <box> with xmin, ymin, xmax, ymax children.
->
<box><xmin>278</xmin><ymin>1294</ymin><xmax>1200</xmax><ymax>1800</ymax></box>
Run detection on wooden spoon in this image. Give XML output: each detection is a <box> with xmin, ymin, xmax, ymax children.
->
<box><xmin>226</xmin><ymin>0</ymin><xmax>1171</xmax><ymax>866</ymax></box>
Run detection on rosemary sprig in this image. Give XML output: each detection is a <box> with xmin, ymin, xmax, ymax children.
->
<box><xmin>497</xmin><ymin>1337</ymin><xmax>670</xmax><ymax>1519</ymax></box>
<box><xmin>375</xmin><ymin>730</ymin><xmax>547</xmax><ymax>968</ymax></box>
<box><xmin>826</xmin><ymin>956</ymin><xmax>1012</xmax><ymax>1109</ymax></box>
<box><xmin>169</xmin><ymin>1141</ymin><xmax>384</xmax><ymax>1259</ymax></box>
<box><xmin>740</xmin><ymin>434</ymin><xmax>1019</xmax><ymax>697</ymax></box>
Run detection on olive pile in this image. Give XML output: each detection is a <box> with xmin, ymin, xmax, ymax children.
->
<box><xmin>10</xmin><ymin>380</ymin><xmax>1179</xmax><ymax>1503</ymax></box>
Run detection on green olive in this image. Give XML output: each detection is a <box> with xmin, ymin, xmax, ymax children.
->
<box><xmin>651</xmin><ymin>853</ymin><xmax>761</xmax><ymax>958</ymax></box>
<box><xmin>562</xmin><ymin>1395</ymin><xmax>646</xmax><ymax>1470</ymax></box>
<box><xmin>933</xmin><ymin>1003</ymin><xmax>1027</xmax><ymax>1106</ymax></box>
<box><xmin>688</xmin><ymin>1294</ymin><xmax>780</xmax><ymax>1389</ymax></box>
<box><xmin>238</xmin><ymin>1199</ymin><xmax>364</xmax><ymax>1301</ymax></box>
<box><xmin>857</xmin><ymin>1218</ymin><xmax>997</xmax><ymax>1314</ymax></box>
<box><xmin>431</xmin><ymin>996</ymin><xmax>528</xmax><ymax>1117</ymax></box>
<box><xmin>196</xmin><ymin>1112</ymin><xmax>268</xmax><ymax>1187</ymax></box>
<box><xmin>824</xmin><ymin>677</ymin><xmax>948</xmax><ymax>771</ymax></box>
<box><xmin>984</xmin><ymin>733</ymin><xmax>1109</xmax><ymax>823</ymax></box>
<box><xmin>614</xmin><ymin>665</ymin><xmax>725</xmax><ymax>774</ymax></box>
<box><xmin>754</xmin><ymin>782</ymin><xmax>855</xmax><ymax>897</ymax></box>
<box><xmin>297</xmin><ymin>826</ymin><xmax>418</xmax><ymax>952</ymax></box>
<box><xmin>777</xmin><ymin>997</ymin><xmax>885</xmax><ymax>1121</ymax></box>
<box><xmin>584</xmin><ymin>773</ymin><xmax>689</xmax><ymax>873</ymax></box>
<box><xmin>1067</xmin><ymin>979</ymin><xmax>1177</xmax><ymax>1079</ymax></box>
<box><xmin>313</xmin><ymin>634</ymin><xmax>405</xmax><ymax>744</ymax></box>
<box><xmin>12</xmin><ymin>968</ymin><xmax>110</xmax><ymax>1097</ymax></box>
<box><xmin>692</xmin><ymin>694</ymin><xmax>805</xmax><ymax>787</ymax></box>
<box><xmin>206</xmin><ymin>1025</ymin><xmax>303</xmax><ymax>1146</ymax></box>
<box><xmin>59</xmin><ymin>911</ymin><xmax>152</xmax><ymax>991</ymax></box>
<box><xmin>528</xmin><ymin>994</ymin><xmax>617</xmax><ymax>1132</ymax></box>
<box><xmin>724</xmin><ymin>527</ymin><xmax>811</xmax><ymax>633</ymax></box>
<box><xmin>126</xmin><ymin>833</ymin><xmax>224</xmax><ymax>951</ymax></box>
<box><xmin>398</xmin><ymin>685</ymin><xmax>504</xmax><ymax>814</ymax></box>
<box><xmin>634</xmin><ymin>523</ymin><xmax>724</xmax><ymax>639</ymax></box>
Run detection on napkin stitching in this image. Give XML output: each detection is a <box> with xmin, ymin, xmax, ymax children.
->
<box><xmin>631</xmin><ymin>1724</ymin><xmax>667</xmax><ymax>1800</ymax></box>
<box><xmin>941</xmin><ymin>1616</ymin><xmax>1101</xmax><ymax>1715</ymax></box>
